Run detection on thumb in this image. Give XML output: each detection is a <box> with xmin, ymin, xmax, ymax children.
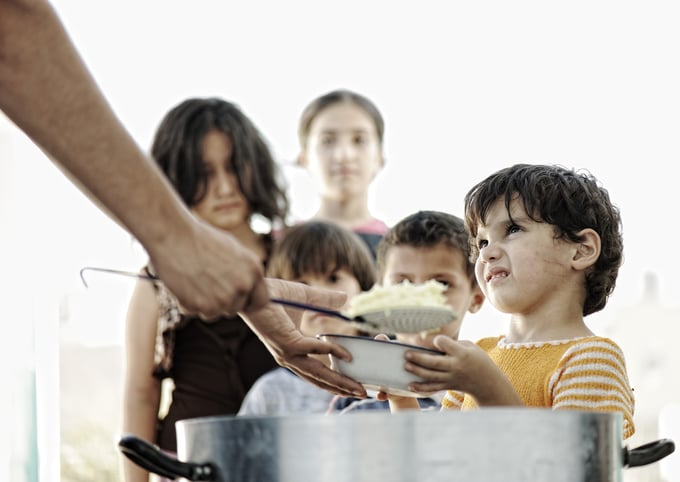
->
<box><xmin>432</xmin><ymin>334</ymin><xmax>458</xmax><ymax>353</ymax></box>
<box><xmin>306</xmin><ymin>285</ymin><xmax>347</xmax><ymax>310</ymax></box>
<box><xmin>246</xmin><ymin>277</ymin><xmax>270</xmax><ymax>311</ymax></box>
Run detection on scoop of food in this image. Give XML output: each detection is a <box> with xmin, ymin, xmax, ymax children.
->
<box><xmin>344</xmin><ymin>280</ymin><xmax>456</xmax><ymax>334</ymax></box>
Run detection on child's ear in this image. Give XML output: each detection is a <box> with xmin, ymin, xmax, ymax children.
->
<box><xmin>572</xmin><ymin>228</ymin><xmax>601</xmax><ymax>271</ymax></box>
<box><xmin>296</xmin><ymin>151</ymin><xmax>308</xmax><ymax>168</ymax></box>
<box><xmin>467</xmin><ymin>286</ymin><xmax>485</xmax><ymax>314</ymax></box>
<box><xmin>370</xmin><ymin>153</ymin><xmax>386</xmax><ymax>181</ymax></box>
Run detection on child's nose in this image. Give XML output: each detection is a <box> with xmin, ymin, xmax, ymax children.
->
<box><xmin>479</xmin><ymin>242</ymin><xmax>500</xmax><ymax>262</ymax></box>
<box><xmin>213</xmin><ymin>170</ymin><xmax>235</xmax><ymax>195</ymax></box>
<box><xmin>333</xmin><ymin>140</ymin><xmax>357</xmax><ymax>162</ymax></box>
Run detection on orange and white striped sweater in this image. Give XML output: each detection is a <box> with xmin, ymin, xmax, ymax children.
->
<box><xmin>441</xmin><ymin>335</ymin><xmax>635</xmax><ymax>439</ymax></box>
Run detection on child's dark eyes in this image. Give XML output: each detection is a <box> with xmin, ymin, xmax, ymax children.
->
<box><xmin>434</xmin><ymin>280</ymin><xmax>452</xmax><ymax>292</ymax></box>
<box><xmin>476</xmin><ymin>224</ymin><xmax>522</xmax><ymax>249</ymax></box>
<box><xmin>391</xmin><ymin>276</ymin><xmax>412</xmax><ymax>284</ymax></box>
<box><xmin>506</xmin><ymin>223</ymin><xmax>522</xmax><ymax>235</ymax></box>
<box><xmin>320</xmin><ymin>135</ymin><xmax>336</xmax><ymax>147</ymax></box>
<box><xmin>353</xmin><ymin>134</ymin><xmax>368</xmax><ymax>146</ymax></box>
<box><xmin>202</xmin><ymin>163</ymin><xmax>235</xmax><ymax>177</ymax></box>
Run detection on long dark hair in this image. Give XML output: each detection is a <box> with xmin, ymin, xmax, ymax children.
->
<box><xmin>151</xmin><ymin>97</ymin><xmax>289</xmax><ymax>228</ymax></box>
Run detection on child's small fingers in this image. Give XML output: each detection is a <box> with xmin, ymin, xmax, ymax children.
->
<box><xmin>408</xmin><ymin>381</ymin><xmax>448</xmax><ymax>393</ymax></box>
<box><xmin>375</xmin><ymin>390</ymin><xmax>389</xmax><ymax>401</ymax></box>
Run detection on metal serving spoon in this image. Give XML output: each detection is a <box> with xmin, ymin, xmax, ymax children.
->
<box><xmin>79</xmin><ymin>267</ymin><xmax>456</xmax><ymax>333</ymax></box>
<box><xmin>78</xmin><ymin>266</ymin><xmax>372</xmax><ymax>326</ymax></box>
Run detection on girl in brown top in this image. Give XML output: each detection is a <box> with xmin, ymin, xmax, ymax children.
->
<box><xmin>122</xmin><ymin>97</ymin><xmax>289</xmax><ymax>482</ymax></box>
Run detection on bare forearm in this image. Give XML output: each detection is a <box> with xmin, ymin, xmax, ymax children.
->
<box><xmin>468</xmin><ymin>365</ymin><xmax>523</xmax><ymax>407</ymax></box>
<box><xmin>388</xmin><ymin>397</ymin><xmax>420</xmax><ymax>412</ymax></box>
<box><xmin>122</xmin><ymin>389</ymin><xmax>161</xmax><ymax>482</ymax></box>
<box><xmin>0</xmin><ymin>0</ymin><xmax>193</xmax><ymax>252</ymax></box>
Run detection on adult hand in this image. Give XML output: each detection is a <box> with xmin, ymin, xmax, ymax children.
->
<box><xmin>240</xmin><ymin>278</ymin><xmax>368</xmax><ymax>398</ymax></box>
<box><xmin>148</xmin><ymin>218</ymin><xmax>269</xmax><ymax>319</ymax></box>
<box><xmin>405</xmin><ymin>335</ymin><xmax>522</xmax><ymax>406</ymax></box>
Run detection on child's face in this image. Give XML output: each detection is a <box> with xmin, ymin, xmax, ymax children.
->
<box><xmin>381</xmin><ymin>243</ymin><xmax>483</xmax><ymax>349</ymax></box>
<box><xmin>190</xmin><ymin>130</ymin><xmax>250</xmax><ymax>232</ymax></box>
<box><xmin>296</xmin><ymin>268</ymin><xmax>365</xmax><ymax>337</ymax></box>
<box><xmin>473</xmin><ymin>197</ymin><xmax>576</xmax><ymax>316</ymax></box>
<box><xmin>300</xmin><ymin>102</ymin><xmax>383</xmax><ymax>202</ymax></box>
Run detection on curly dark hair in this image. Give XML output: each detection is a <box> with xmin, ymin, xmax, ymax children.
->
<box><xmin>151</xmin><ymin>97</ymin><xmax>289</xmax><ymax>228</ymax></box>
<box><xmin>267</xmin><ymin>221</ymin><xmax>376</xmax><ymax>291</ymax></box>
<box><xmin>376</xmin><ymin>210</ymin><xmax>477</xmax><ymax>284</ymax></box>
<box><xmin>463</xmin><ymin>163</ymin><xmax>623</xmax><ymax>316</ymax></box>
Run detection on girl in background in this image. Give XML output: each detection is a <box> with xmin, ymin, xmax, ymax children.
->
<box><xmin>122</xmin><ymin>97</ymin><xmax>289</xmax><ymax>482</ymax></box>
<box><xmin>296</xmin><ymin>89</ymin><xmax>389</xmax><ymax>258</ymax></box>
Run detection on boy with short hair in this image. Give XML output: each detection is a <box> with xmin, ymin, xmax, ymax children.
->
<box><xmin>330</xmin><ymin>210</ymin><xmax>485</xmax><ymax>413</ymax></box>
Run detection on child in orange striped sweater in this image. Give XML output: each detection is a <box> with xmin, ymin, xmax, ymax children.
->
<box><xmin>387</xmin><ymin>164</ymin><xmax>635</xmax><ymax>439</ymax></box>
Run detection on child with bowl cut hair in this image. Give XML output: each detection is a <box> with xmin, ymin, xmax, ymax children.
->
<box><xmin>392</xmin><ymin>164</ymin><xmax>635</xmax><ymax>439</ymax></box>
<box><xmin>329</xmin><ymin>210</ymin><xmax>485</xmax><ymax>413</ymax></box>
<box><xmin>238</xmin><ymin>220</ymin><xmax>377</xmax><ymax>415</ymax></box>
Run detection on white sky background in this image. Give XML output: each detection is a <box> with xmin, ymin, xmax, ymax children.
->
<box><xmin>4</xmin><ymin>0</ymin><xmax>680</xmax><ymax>346</ymax></box>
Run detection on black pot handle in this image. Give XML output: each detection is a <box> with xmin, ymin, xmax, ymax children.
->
<box><xmin>118</xmin><ymin>434</ymin><xmax>216</xmax><ymax>481</ymax></box>
<box><xmin>624</xmin><ymin>438</ymin><xmax>675</xmax><ymax>468</ymax></box>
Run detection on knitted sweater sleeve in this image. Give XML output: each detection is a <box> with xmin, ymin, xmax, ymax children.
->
<box><xmin>549</xmin><ymin>337</ymin><xmax>635</xmax><ymax>439</ymax></box>
<box><xmin>441</xmin><ymin>390</ymin><xmax>465</xmax><ymax>410</ymax></box>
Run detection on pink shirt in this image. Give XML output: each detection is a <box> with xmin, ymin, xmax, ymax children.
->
<box><xmin>354</xmin><ymin>218</ymin><xmax>389</xmax><ymax>235</ymax></box>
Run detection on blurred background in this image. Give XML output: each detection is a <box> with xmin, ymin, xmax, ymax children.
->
<box><xmin>1</xmin><ymin>1</ymin><xmax>679</xmax><ymax>481</ymax></box>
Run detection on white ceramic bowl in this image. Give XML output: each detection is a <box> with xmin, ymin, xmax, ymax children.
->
<box><xmin>318</xmin><ymin>334</ymin><xmax>444</xmax><ymax>397</ymax></box>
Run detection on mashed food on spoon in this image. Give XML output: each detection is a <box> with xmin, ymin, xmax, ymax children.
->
<box><xmin>345</xmin><ymin>280</ymin><xmax>449</xmax><ymax>317</ymax></box>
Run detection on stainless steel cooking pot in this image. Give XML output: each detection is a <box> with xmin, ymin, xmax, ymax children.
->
<box><xmin>119</xmin><ymin>408</ymin><xmax>674</xmax><ymax>482</ymax></box>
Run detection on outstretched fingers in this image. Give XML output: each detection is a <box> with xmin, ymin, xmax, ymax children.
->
<box><xmin>284</xmin><ymin>357</ymin><xmax>367</xmax><ymax>398</ymax></box>
<box><xmin>277</xmin><ymin>336</ymin><xmax>365</xmax><ymax>397</ymax></box>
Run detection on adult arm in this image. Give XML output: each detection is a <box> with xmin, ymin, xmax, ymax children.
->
<box><xmin>0</xmin><ymin>0</ymin><xmax>268</xmax><ymax>316</ymax></box>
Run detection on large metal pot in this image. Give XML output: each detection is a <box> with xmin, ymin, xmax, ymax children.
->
<box><xmin>119</xmin><ymin>408</ymin><xmax>674</xmax><ymax>482</ymax></box>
